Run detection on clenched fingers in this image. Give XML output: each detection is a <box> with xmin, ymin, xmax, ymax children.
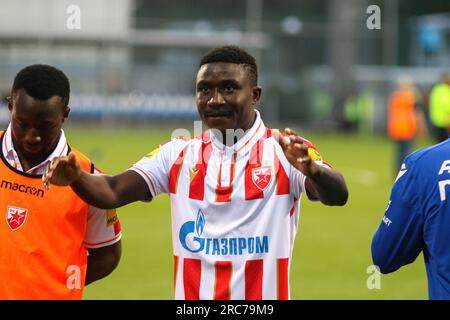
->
<box><xmin>42</xmin><ymin>156</ymin><xmax>67</xmax><ymax>189</ymax></box>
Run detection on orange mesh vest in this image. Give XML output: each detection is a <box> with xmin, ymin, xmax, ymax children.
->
<box><xmin>387</xmin><ymin>89</ymin><xmax>417</xmax><ymax>140</ymax></box>
<box><xmin>0</xmin><ymin>131</ymin><xmax>92</xmax><ymax>299</ymax></box>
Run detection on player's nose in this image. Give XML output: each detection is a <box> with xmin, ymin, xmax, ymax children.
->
<box><xmin>207</xmin><ymin>89</ymin><xmax>225</xmax><ymax>105</ymax></box>
<box><xmin>25</xmin><ymin>128</ymin><xmax>42</xmax><ymax>143</ymax></box>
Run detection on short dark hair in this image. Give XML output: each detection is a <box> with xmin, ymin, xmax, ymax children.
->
<box><xmin>12</xmin><ymin>64</ymin><xmax>70</xmax><ymax>105</ymax></box>
<box><xmin>199</xmin><ymin>46</ymin><xmax>258</xmax><ymax>85</ymax></box>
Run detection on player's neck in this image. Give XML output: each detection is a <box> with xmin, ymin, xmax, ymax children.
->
<box><xmin>14</xmin><ymin>150</ymin><xmax>48</xmax><ymax>172</ymax></box>
<box><xmin>214</xmin><ymin>113</ymin><xmax>257</xmax><ymax>147</ymax></box>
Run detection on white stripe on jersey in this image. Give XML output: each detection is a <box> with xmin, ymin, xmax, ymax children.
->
<box><xmin>132</xmin><ymin>110</ymin><xmax>331</xmax><ymax>299</ymax></box>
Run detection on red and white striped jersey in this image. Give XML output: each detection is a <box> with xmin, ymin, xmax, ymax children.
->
<box><xmin>131</xmin><ymin>110</ymin><xmax>331</xmax><ymax>300</ymax></box>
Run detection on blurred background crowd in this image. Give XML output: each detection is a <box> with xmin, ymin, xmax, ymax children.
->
<box><xmin>0</xmin><ymin>0</ymin><xmax>448</xmax><ymax>137</ymax></box>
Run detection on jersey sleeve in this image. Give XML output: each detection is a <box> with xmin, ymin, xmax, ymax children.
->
<box><xmin>84</xmin><ymin>206</ymin><xmax>122</xmax><ymax>249</ymax></box>
<box><xmin>290</xmin><ymin>138</ymin><xmax>333</xmax><ymax>200</ymax></box>
<box><xmin>83</xmin><ymin>166</ymin><xmax>122</xmax><ymax>249</ymax></box>
<box><xmin>371</xmin><ymin>159</ymin><xmax>424</xmax><ymax>273</ymax></box>
<box><xmin>129</xmin><ymin>138</ymin><xmax>189</xmax><ymax>199</ymax></box>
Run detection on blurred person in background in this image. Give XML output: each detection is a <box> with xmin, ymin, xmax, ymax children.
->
<box><xmin>387</xmin><ymin>75</ymin><xmax>426</xmax><ymax>174</ymax></box>
<box><xmin>43</xmin><ymin>46</ymin><xmax>348</xmax><ymax>300</ymax></box>
<box><xmin>343</xmin><ymin>88</ymin><xmax>375</xmax><ymax>135</ymax></box>
<box><xmin>0</xmin><ymin>65</ymin><xmax>122</xmax><ymax>299</ymax></box>
<box><xmin>429</xmin><ymin>72</ymin><xmax>450</xmax><ymax>143</ymax></box>
<box><xmin>343</xmin><ymin>87</ymin><xmax>360</xmax><ymax>133</ymax></box>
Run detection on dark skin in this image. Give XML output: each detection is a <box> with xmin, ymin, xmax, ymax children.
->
<box><xmin>273</xmin><ymin>128</ymin><xmax>348</xmax><ymax>205</ymax></box>
<box><xmin>42</xmin><ymin>62</ymin><xmax>348</xmax><ymax>207</ymax></box>
<box><xmin>196</xmin><ymin>62</ymin><xmax>261</xmax><ymax>144</ymax></box>
<box><xmin>8</xmin><ymin>91</ymin><xmax>68</xmax><ymax>172</ymax></box>
<box><xmin>8</xmin><ymin>89</ymin><xmax>121</xmax><ymax>285</ymax></box>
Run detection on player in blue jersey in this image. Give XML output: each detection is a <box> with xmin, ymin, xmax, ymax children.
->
<box><xmin>372</xmin><ymin>137</ymin><xmax>450</xmax><ymax>299</ymax></box>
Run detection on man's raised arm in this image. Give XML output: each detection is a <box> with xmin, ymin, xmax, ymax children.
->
<box><xmin>43</xmin><ymin>152</ymin><xmax>151</xmax><ymax>209</ymax></box>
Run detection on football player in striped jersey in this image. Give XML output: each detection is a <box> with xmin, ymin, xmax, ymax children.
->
<box><xmin>44</xmin><ymin>46</ymin><xmax>348</xmax><ymax>300</ymax></box>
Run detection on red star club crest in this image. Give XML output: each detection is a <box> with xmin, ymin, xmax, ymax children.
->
<box><xmin>252</xmin><ymin>166</ymin><xmax>272</xmax><ymax>191</ymax></box>
<box><xmin>6</xmin><ymin>205</ymin><xmax>28</xmax><ymax>231</ymax></box>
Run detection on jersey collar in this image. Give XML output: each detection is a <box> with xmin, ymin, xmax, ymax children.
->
<box><xmin>209</xmin><ymin>109</ymin><xmax>266</xmax><ymax>156</ymax></box>
<box><xmin>2</xmin><ymin>123</ymin><xmax>68</xmax><ymax>175</ymax></box>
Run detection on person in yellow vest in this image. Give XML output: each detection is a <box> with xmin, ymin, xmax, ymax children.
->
<box><xmin>387</xmin><ymin>76</ymin><xmax>426</xmax><ymax>174</ymax></box>
<box><xmin>0</xmin><ymin>65</ymin><xmax>122</xmax><ymax>299</ymax></box>
<box><xmin>429</xmin><ymin>72</ymin><xmax>450</xmax><ymax>142</ymax></box>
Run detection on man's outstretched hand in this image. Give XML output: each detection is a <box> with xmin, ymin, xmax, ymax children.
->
<box><xmin>272</xmin><ymin>128</ymin><xmax>348</xmax><ymax>206</ymax></box>
<box><xmin>272</xmin><ymin>128</ymin><xmax>322</xmax><ymax>178</ymax></box>
<box><xmin>43</xmin><ymin>152</ymin><xmax>82</xmax><ymax>189</ymax></box>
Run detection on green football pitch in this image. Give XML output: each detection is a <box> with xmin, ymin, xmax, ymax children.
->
<box><xmin>64</xmin><ymin>124</ymin><xmax>429</xmax><ymax>300</ymax></box>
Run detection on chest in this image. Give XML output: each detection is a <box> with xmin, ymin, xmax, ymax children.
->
<box><xmin>169</xmin><ymin>142</ymin><xmax>291</xmax><ymax>203</ymax></box>
<box><xmin>0</xmin><ymin>167</ymin><xmax>87</xmax><ymax>245</ymax></box>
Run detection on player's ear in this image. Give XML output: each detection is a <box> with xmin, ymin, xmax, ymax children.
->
<box><xmin>62</xmin><ymin>106</ymin><xmax>70</xmax><ymax>122</ymax></box>
<box><xmin>252</xmin><ymin>86</ymin><xmax>262</xmax><ymax>105</ymax></box>
<box><xmin>7</xmin><ymin>96</ymin><xmax>13</xmax><ymax>113</ymax></box>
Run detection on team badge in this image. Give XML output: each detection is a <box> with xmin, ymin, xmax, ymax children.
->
<box><xmin>6</xmin><ymin>205</ymin><xmax>28</xmax><ymax>231</ymax></box>
<box><xmin>252</xmin><ymin>166</ymin><xmax>272</xmax><ymax>191</ymax></box>
<box><xmin>308</xmin><ymin>148</ymin><xmax>323</xmax><ymax>161</ymax></box>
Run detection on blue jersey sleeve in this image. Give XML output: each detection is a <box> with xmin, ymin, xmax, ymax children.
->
<box><xmin>371</xmin><ymin>160</ymin><xmax>424</xmax><ymax>274</ymax></box>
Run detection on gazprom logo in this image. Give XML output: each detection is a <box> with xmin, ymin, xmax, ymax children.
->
<box><xmin>179</xmin><ymin>209</ymin><xmax>269</xmax><ymax>255</ymax></box>
<box><xmin>196</xmin><ymin>210</ymin><xmax>205</xmax><ymax>236</ymax></box>
<box><xmin>179</xmin><ymin>209</ymin><xmax>205</xmax><ymax>253</ymax></box>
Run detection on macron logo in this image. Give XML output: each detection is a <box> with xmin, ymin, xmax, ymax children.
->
<box><xmin>395</xmin><ymin>164</ymin><xmax>407</xmax><ymax>183</ymax></box>
<box><xmin>0</xmin><ymin>180</ymin><xmax>44</xmax><ymax>198</ymax></box>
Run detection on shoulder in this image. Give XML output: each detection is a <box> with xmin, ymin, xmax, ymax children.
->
<box><xmin>405</xmin><ymin>140</ymin><xmax>450</xmax><ymax>170</ymax></box>
<box><xmin>397</xmin><ymin>140</ymin><xmax>450</xmax><ymax>194</ymax></box>
<box><xmin>68</xmin><ymin>147</ymin><xmax>93</xmax><ymax>172</ymax></box>
<box><xmin>157</xmin><ymin>135</ymin><xmax>200</xmax><ymax>152</ymax></box>
<box><xmin>142</xmin><ymin>135</ymin><xmax>203</xmax><ymax>163</ymax></box>
<box><xmin>70</xmin><ymin>147</ymin><xmax>90</xmax><ymax>161</ymax></box>
<box><xmin>392</xmin><ymin>141</ymin><xmax>450</xmax><ymax>213</ymax></box>
<box><xmin>169</xmin><ymin>136</ymin><xmax>200</xmax><ymax>149</ymax></box>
